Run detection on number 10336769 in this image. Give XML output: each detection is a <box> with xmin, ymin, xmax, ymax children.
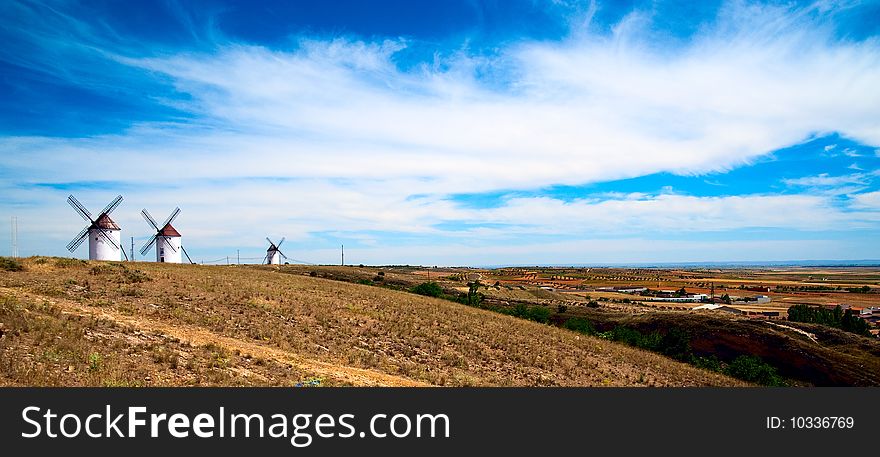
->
<box><xmin>766</xmin><ymin>416</ymin><xmax>854</xmax><ymax>429</ymax></box>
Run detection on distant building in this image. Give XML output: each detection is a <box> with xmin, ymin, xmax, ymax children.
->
<box><xmin>860</xmin><ymin>307</ymin><xmax>880</xmax><ymax>317</ymax></box>
<box><xmin>596</xmin><ymin>286</ymin><xmax>648</xmax><ymax>294</ymax></box>
<box><xmin>646</xmin><ymin>294</ymin><xmax>707</xmax><ymax>303</ymax></box>
<box><xmin>692</xmin><ymin>304</ymin><xmax>742</xmax><ymax>315</ymax></box>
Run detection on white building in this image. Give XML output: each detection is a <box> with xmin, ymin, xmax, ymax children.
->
<box><xmin>155</xmin><ymin>223</ymin><xmax>182</xmax><ymax>263</ymax></box>
<box><xmin>266</xmin><ymin>246</ymin><xmax>281</xmax><ymax>265</ymax></box>
<box><xmin>89</xmin><ymin>213</ymin><xmax>122</xmax><ymax>261</ymax></box>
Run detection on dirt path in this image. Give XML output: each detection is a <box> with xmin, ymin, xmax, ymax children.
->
<box><xmin>1</xmin><ymin>287</ymin><xmax>429</xmax><ymax>387</ymax></box>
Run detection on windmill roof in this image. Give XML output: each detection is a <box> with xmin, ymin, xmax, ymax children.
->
<box><xmin>159</xmin><ymin>223</ymin><xmax>181</xmax><ymax>237</ymax></box>
<box><xmin>94</xmin><ymin>213</ymin><xmax>120</xmax><ymax>230</ymax></box>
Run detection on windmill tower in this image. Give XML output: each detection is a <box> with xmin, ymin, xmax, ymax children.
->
<box><xmin>66</xmin><ymin>195</ymin><xmax>125</xmax><ymax>261</ymax></box>
<box><xmin>264</xmin><ymin>237</ymin><xmax>287</xmax><ymax>265</ymax></box>
<box><xmin>140</xmin><ymin>207</ymin><xmax>193</xmax><ymax>263</ymax></box>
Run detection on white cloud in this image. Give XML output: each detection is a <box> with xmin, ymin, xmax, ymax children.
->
<box><xmin>4</xmin><ymin>0</ymin><xmax>868</xmax><ymax>193</ymax></box>
<box><xmin>467</xmin><ymin>193</ymin><xmax>876</xmax><ymax>233</ymax></box>
<box><xmin>2</xmin><ymin>1</ymin><xmax>880</xmax><ymax>263</ymax></box>
<box><xmin>850</xmin><ymin>191</ymin><xmax>880</xmax><ymax>210</ymax></box>
<box><xmin>783</xmin><ymin>173</ymin><xmax>869</xmax><ymax>187</ymax></box>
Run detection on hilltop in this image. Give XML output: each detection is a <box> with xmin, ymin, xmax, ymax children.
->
<box><xmin>0</xmin><ymin>257</ymin><xmax>740</xmax><ymax>387</ymax></box>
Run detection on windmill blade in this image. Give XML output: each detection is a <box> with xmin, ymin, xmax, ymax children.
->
<box><xmin>96</xmin><ymin>228</ymin><xmax>120</xmax><ymax>250</ymax></box>
<box><xmin>266</xmin><ymin>237</ymin><xmax>275</xmax><ymax>248</ymax></box>
<box><xmin>263</xmin><ymin>252</ymin><xmax>271</xmax><ymax>264</ymax></box>
<box><xmin>120</xmin><ymin>245</ymin><xmax>129</xmax><ymax>261</ymax></box>
<box><xmin>276</xmin><ymin>237</ymin><xmax>285</xmax><ymax>248</ymax></box>
<box><xmin>100</xmin><ymin>195</ymin><xmax>123</xmax><ymax>216</ymax></box>
<box><xmin>278</xmin><ymin>250</ymin><xmax>289</xmax><ymax>259</ymax></box>
<box><xmin>141</xmin><ymin>209</ymin><xmax>160</xmax><ymax>231</ymax></box>
<box><xmin>67</xmin><ymin>195</ymin><xmax>94</xmax><ymax>222</ymax></box>
<box><xmin>162</xmin><ymin>237</ymin><xmax>178</xmax><ymax>253</ymax></box>
<box><xmin>162</xmin><ymin>207</ymin><xmax>181</xmax><ymax>228</ymax></box>
<box><xmin>180</xmin><ymin>245</ymin><xmax>194</xmax><ymax>264</ymax></box>
<box><xmin>66</xmin><ymin>226</ymin><xmax>90</xmax><ymax>252</ymax></box>
<box><xmin>140</xmin><ymin>234</ymin><xmax>158</xmax><ymax>255</ymax></box>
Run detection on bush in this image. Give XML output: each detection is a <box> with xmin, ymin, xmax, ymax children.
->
<box><xmin>526</xmin><ymin>306</ymin><xmax>551</xmax><ymax>324</ymax></box>
<box><xmin>411</xmin><ymin>282</ymin><xmax>443</xmax><ymax>298</ymax></box>
<box><xmin>659</xmin><ymin>328</ymin><xmax>692</xmax><ymax>361</ymax></box>
<box><xmin>505</xmin><ymin>303</ymin><xmax>550</xmax><ymax>323</ymax></box>
<box><xmin>692</xmin><ymin>355</ymin><xmax>722</xmax><ymax>372</ymax></box>
<box><xmin>723</xmin><ymin>355</ymin><xmax>785</xmax><ymax>386</ymax></box>
<box><xmin>563</xmin><ymin>318</ymin><xmax>595</xmax><ymax>335</ymax></box>
<box><xmin>0</xmin><ymin>257</ymin><xmax>24</xmax><ymax>272</ymax></box>
<box><xmin>586</xmin><ymin>301</ymin><xmax>600</xmax><ymax>308</ymax></box>
<box><xmin>54</xmin><ymin>257</ymin><xmax>86</xmax><ymax>268</ymax></box>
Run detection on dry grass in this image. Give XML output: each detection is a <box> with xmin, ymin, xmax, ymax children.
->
<box><xmin>0</xmin><ymin>258</ymin><xmax>743</xmax><ymax>386</ymax></box>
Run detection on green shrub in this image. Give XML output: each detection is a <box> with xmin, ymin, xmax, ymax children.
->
<box><xmin>723</xmin><ymin>355</ymin><xmax>785</xmax><ymax>386</ymax></box>
<box><xmin>526</xmin><ymin>306</ymin><xmax>551</xmax><ymax>324</ymax></box>
<box><xmin>563</xmin><ymin>317</ymin><xmax>595</xmax><ymax>335</ymax></box>
<box><xmin>659</xmin><ymin>328</ymin><xmax>692</xmax><ymax>361</ymax></box>
<box><xmin>692</xmin><ymin>355</ymin><xmax>722</xmax><ymax>372</ymax></box>
<box><xmin>0</xmin><ymin>257</ymin><xmax>24</xmax><ymax>272</ymax></box>
<box><xmin>411</xmin><ymin>281</ymin><xmax>443</xmax><ymax>298</ymax></box>
<box><xmin>505</xmin><ymin>303</ymin><xmax>551</xmax><ymax>323</ymax></box>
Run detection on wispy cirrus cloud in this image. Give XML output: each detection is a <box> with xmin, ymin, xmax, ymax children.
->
<box><xmin>1</xmin><ymin>0</ymin><xmax>880</xmax><ymax>263</ymax></box>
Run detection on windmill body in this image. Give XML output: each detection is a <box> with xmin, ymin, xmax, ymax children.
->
<box><xmin>156</xmin><ymin>224</ymin><xmax>182</xmax><ymax>263</ymax></box>
<box><xmin>267</xmin><ymin>247</ymin><xmax>281</xmax><ymax>265</ymax></box>
<box><xmin>88</xmin><ymin>214</ymin><xmax>122</xmax><ymax>261</ymax></box>
<box><xmin>66</xmin><ymin>195</ymin><xmax>124</xmax><ymax>261</ymax></box>
<box><xmin>141</xmin><ymin>207</ymin><xmax>193</xmax><ymax>264</ymax></box>
<box><xmin>264</xmin><ymin>237</ymin><xmax>287</xmax><ymax>265</ymax></box>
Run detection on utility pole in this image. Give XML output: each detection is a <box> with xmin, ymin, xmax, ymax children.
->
<box><xmin>130</xmin><ymin>237</ymin><xmax>135</xmax><ymax>262</ymax></box>
<box><xmin>226</xmin><ymin>256</ymin><xmax>229</xmax><ymax>265</ymax></box>
<box><xmin>341</xmin><ymin>244</ymin><xmax>344</xmax><ymax>266</ymax></box>
<box><xmin>10</xmin><ymin>216</ymin><xmax>18</xmax><ymax>258</ymax></box>
<box><xmin>237</xmin><ymin>249</ymin><xmax>240</xmax><ymax>265</ymax></box>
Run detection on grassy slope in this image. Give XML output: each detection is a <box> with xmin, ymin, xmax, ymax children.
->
<box><xmin>0</xmin><ymin>258</ymin><xmax>741</xmax><ymax>387</ymax></box>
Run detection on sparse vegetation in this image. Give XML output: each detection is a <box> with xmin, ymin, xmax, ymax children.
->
<box><xmin>723</xmin><ymin>355</ymin><xmax>785</xmax><ymax>387</ymax></box>
<box><xmin>0</xmin><ymin>257</ymin><xmax>24</xmax><ymax>272</ymax></box>
<box><xmin>0</xmin><ymin>257</ymin><xmax>744</xmax><ymax>387</ymax></box>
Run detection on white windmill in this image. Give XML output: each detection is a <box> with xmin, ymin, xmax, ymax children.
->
<box><xmin>264</xmin><ymin>237</ymin><xmax>288</xmax><ymax>265</ymax></box>
<box><xmin>139</xmin><ymin>207</ymin><xmax>193</xmax><ymax>264</ymax></box>
<box><xmin>66</xmin><ymin>194</ymin><xmax>127</xmax><ymax>261</ymax></box>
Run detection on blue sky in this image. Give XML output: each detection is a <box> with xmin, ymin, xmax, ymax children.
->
<box><xmin>1</xmin><ymin>0</ymin><xmax>880</xmax><ymax>265</ymax></box>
